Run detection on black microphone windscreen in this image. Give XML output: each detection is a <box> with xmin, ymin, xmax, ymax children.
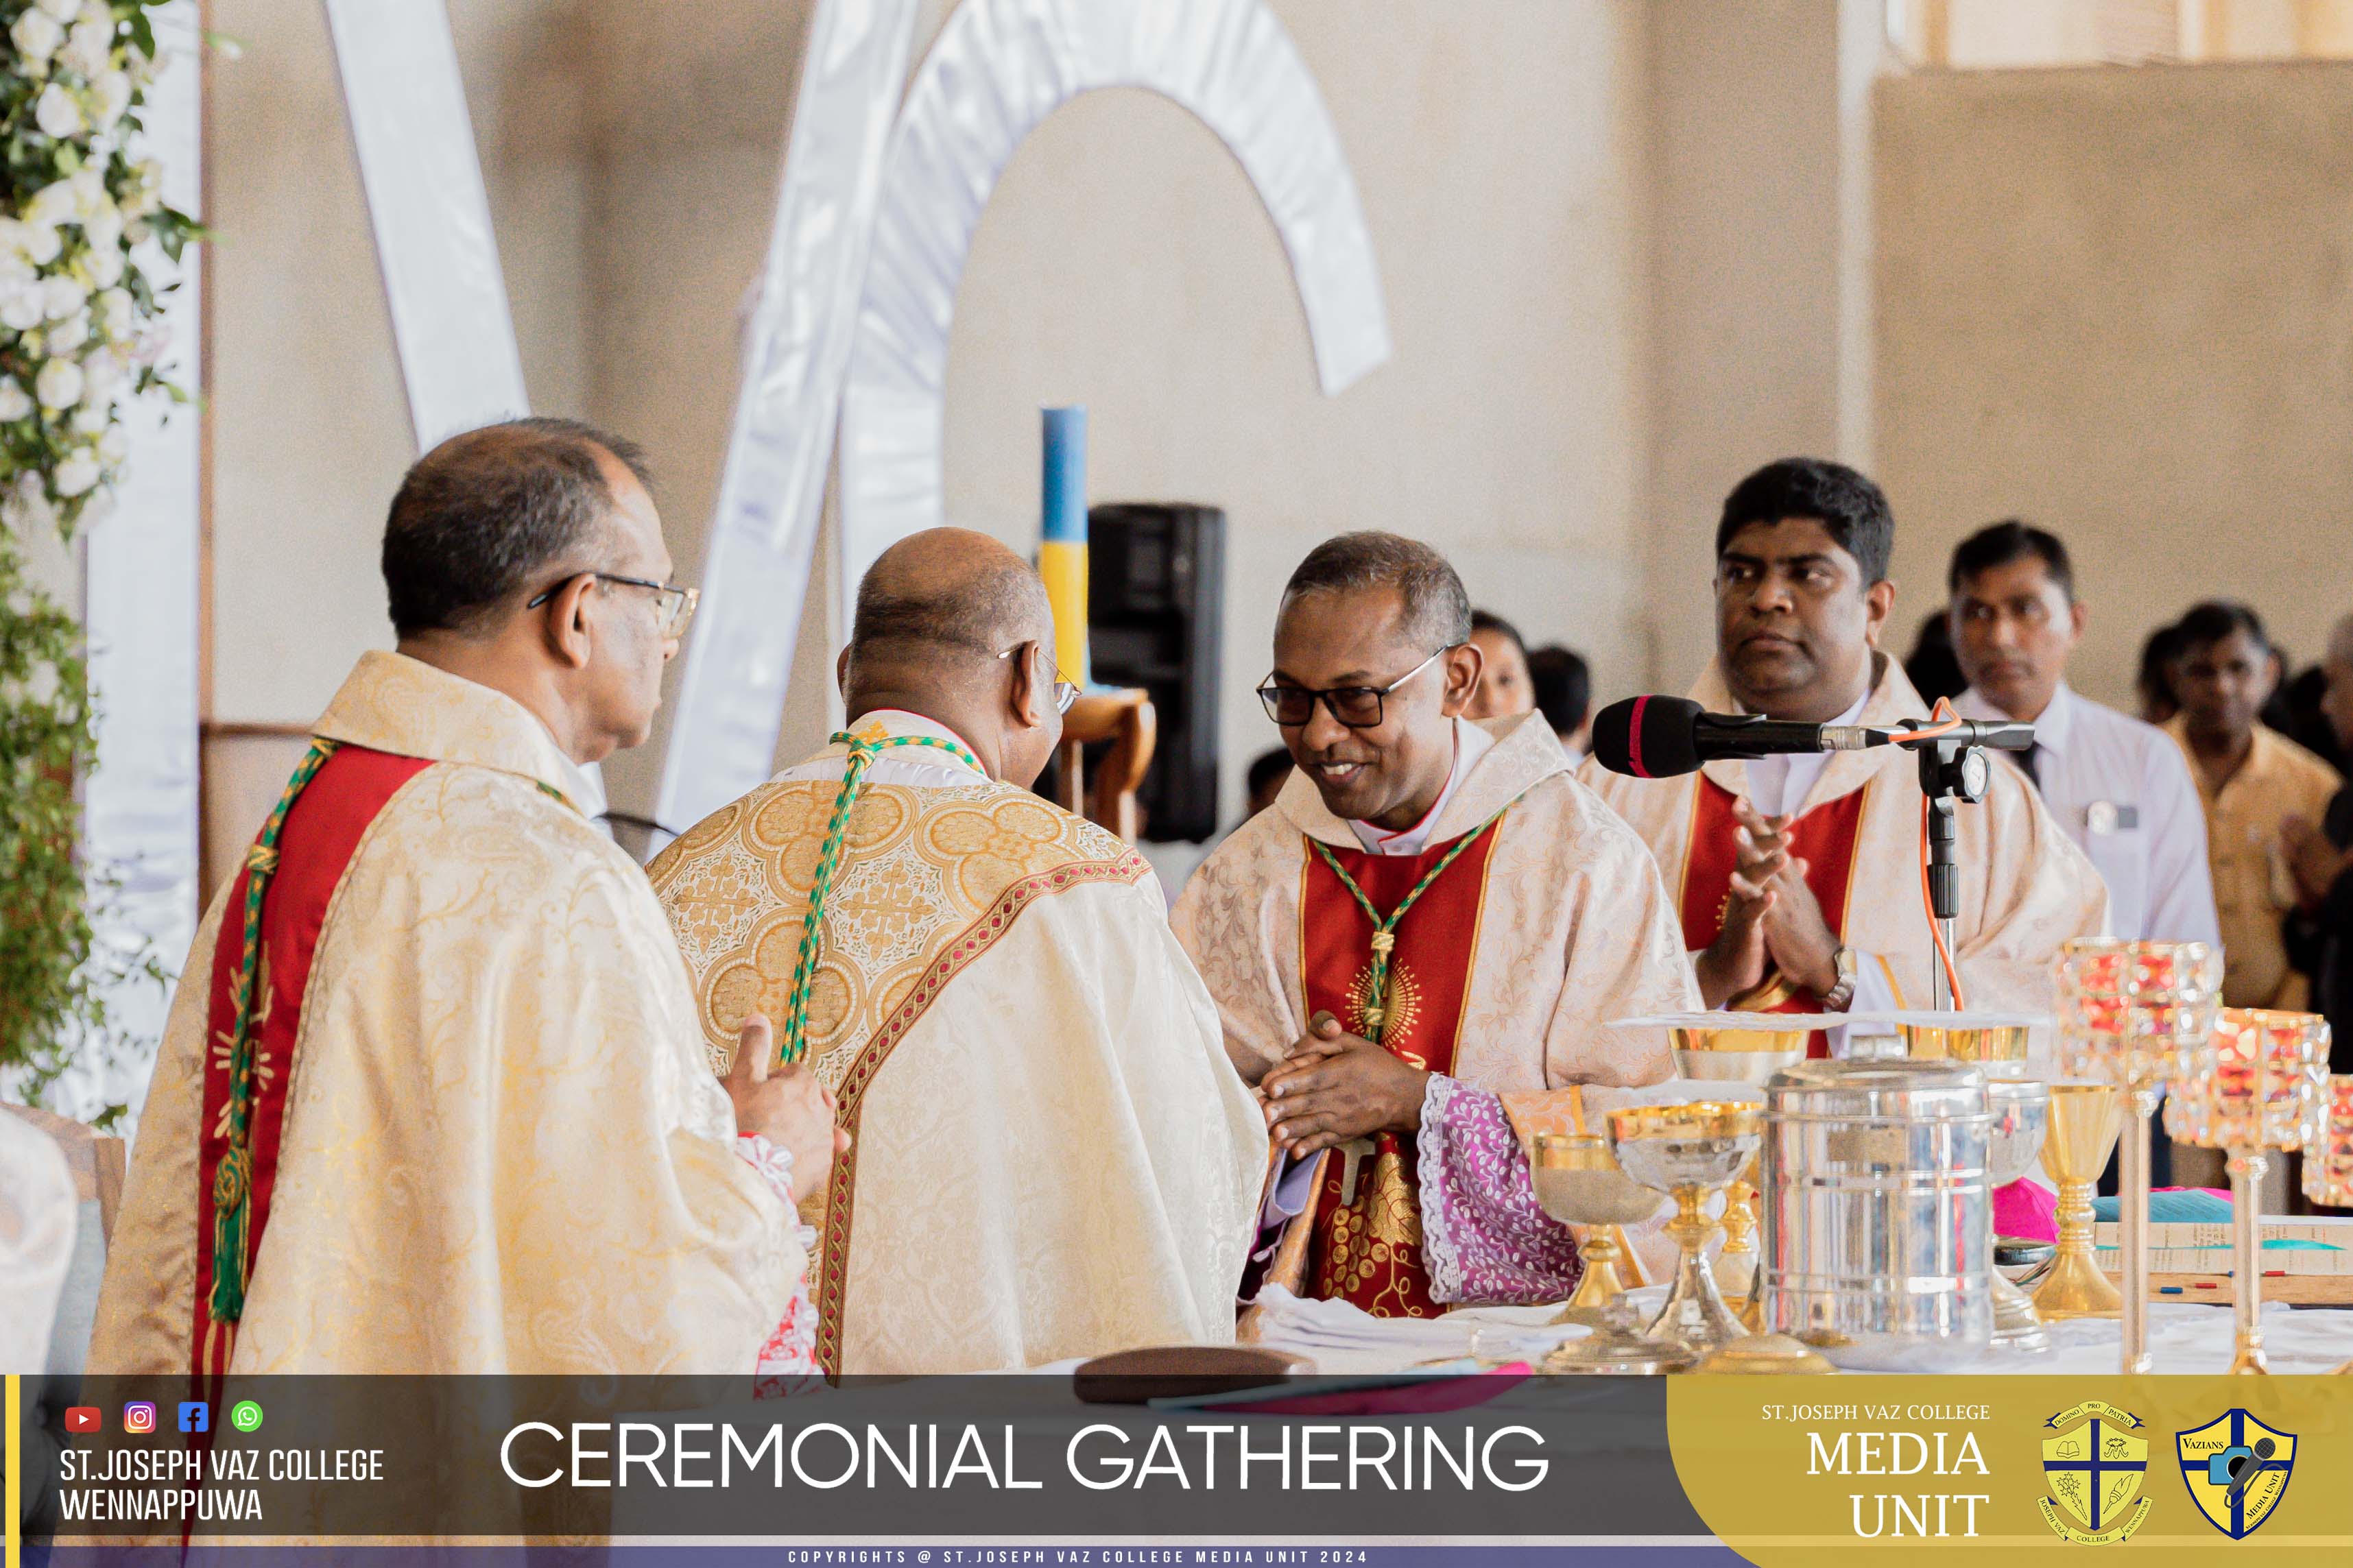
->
<box><xmin>1590</xmin><ymin>695</ymin><xmax>1704</xmax><ymax>778</ymax></box>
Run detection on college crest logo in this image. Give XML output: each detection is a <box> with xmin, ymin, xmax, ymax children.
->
<box><xmin>2176</xmin><ymin>1410</ymin><xmax>2295</xmax><ymax>1539</ymax></box>
<box><xmin>2038</xmin><ymin>1399</ymin><xmax>2153</xmax><ymax>1544</ymax></box>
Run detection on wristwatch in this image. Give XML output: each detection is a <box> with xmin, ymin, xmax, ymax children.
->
<box><xmin>1821</xmin><ymin>945</ymin><xmax>1859</xmax><ymax>1011</ymax></box>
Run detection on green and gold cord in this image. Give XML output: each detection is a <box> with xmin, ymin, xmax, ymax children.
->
<box><xmin>1309</xmin><ymin>810</ymin><xmax>1501</xmax><ymax>1045</ymax></box>
<box><xmin>778</xmin><ymin>729</ymin><xmax>985</xmax><ymax>1065</ymax></box>
<box><xmin>209</xmin><ymin>736</ymin><xmax>340</xmax><ymax>1324</ymax></box>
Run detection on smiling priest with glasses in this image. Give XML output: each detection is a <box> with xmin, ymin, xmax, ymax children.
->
<box><xmin>1173</xmin><ymin>532</ymin><xmax>1695</xmax><ymax>1318</ymax></box>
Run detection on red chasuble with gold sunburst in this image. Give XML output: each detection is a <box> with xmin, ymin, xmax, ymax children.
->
<box><xmin>1675</xmin><ymin>775</ymin><xmax>1865</xmax><ymax>1057</ymax></box>
<box><xmin>1296</xmin><ymin>827</ymin><xmax>1503</xmax><ymax>1316</ymax></box>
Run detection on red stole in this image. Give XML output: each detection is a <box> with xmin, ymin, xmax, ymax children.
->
<box><xmin>1297</xmin><ymin>824</ymin><xmax>1501</xmax><ymax>1317</ymax></box>
<box><xmin>191</xmin><ymin>745</ymin><xmax>431</xmax><ymax>1382</ymax></box>
<box><xmin>1677</xmin><ymin>773</ymin><xmax>1867</xmax><ymax>1058</ymax></box>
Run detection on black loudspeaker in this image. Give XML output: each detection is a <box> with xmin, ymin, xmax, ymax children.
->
<box><xmin>1087</xmin><ymin>503</ymin><xmax>1225</xmax><ymax>843</ymax></box>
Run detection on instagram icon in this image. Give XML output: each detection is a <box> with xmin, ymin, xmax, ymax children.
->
<box><xmin>123</xmin><ymin>1401</ymin><xmax>157</xmax><ymax>1434</ymax></box>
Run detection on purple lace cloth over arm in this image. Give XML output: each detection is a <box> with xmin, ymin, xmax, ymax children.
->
<box><xmin>1416</xmin><ymin>1075</ymin><xmax>1583</xmax><ymax>1305</ymax></box>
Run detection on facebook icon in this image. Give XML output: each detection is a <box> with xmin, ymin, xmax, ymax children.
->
<box><xmin>178</xmin><ymin>1402</ymin><xmax>208</xmax><ymax>1434</ymax></box>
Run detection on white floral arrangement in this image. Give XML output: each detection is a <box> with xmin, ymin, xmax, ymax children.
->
<box><xmin>1</xmin><ymin>0</ymin><xmax>195</xmax><ymax>1115</ymax></box>
<box><xmin>3</xmin><ymin>0</ymin><xmax>198</xmax><ymax>535</ymax></box>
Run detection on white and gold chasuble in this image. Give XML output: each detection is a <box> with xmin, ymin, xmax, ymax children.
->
<box><xmin>1174</xmin><ymin>712</ymin><xmax>1700</xmax><ymax>1299</ymax></box>
<box><xmin>91</xmin><ymin>652</ymin><xmax>804</xmax><ymax>1376</ymax></box>
<box><xmin>649</xmin><ymin>712</ymin><xmax>1266</xmax><ymax>1374</ymax></box>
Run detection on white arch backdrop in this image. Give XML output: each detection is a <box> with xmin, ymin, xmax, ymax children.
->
<box><xmin>658</xmin><ymin>0</ymin><xmax>1391</xmax><ymax>832</ymax></box>
<box><xmin>316</xmin><ymin>0</ymin><xmax>1387</xmax><ymax>841</ymax></box>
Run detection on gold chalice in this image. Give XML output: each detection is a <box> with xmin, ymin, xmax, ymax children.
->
<box><xmin>2302</xmin><ymin>1074</ymin><xmax>2353</xmax><ymax>1375</ymax></box>
<box><xmin>1531</xmin><ymin>1133</ymin><xmax>1660</xmax><ymax>1326</ymax></box>
<box><xmin>2031</xmin><ymin>1082</ymin><xmax>2124</xmax><ymax>1320</ymax></box>
<box><xmin>1606</xmin><ymin>1100</ymin><xmax>1763</xmax><ymax>1353</ymax></box>
<box><xmin>2166</xmin><ymin>1009</ymin><xmax>2328</xmax><ymax>1374</ymax></box>
<box><xmin>1669</xmin><ymin>1022</ymin><xmax>1811</xmax><ymax>1314</ymax></box>
<box><xmin>1895</xmin><ymin>1014</ymin><xmax>2033</xmax><ymax>1079</ymax></box>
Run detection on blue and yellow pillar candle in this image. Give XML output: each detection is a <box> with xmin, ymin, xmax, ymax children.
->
<box><xmin>1038</xmin><ymin>405</ymin><xmax>1090</xmax><ymax>687</ymax></box>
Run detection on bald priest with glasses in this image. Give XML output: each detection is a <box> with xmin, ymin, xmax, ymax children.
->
<box><xmin>1173</xmin><ymin>533</ymin><xmax>1697</xmax><ymax>1318</ymax></box>
<box><xmin>650</xmin><ymin>528</ymin><xmax>1263</xmax><ymax>1375</ymax></box>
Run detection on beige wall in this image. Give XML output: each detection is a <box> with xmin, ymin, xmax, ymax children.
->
<box><xmin>939</xmin><ymin>0</ymin><xmax>1655</xmax><ymax>823</ymax></box>
<box><xmin>206</xmin><ymin>0</ymin><xmax>591</xmax><ymax>729</ymax></box>
<box><xmin>204</xmin><ymin>0</ymin><xmax>1664</xmax><ymax>834</ymax></box>
<box><xmin>1877</xmin><ymin>60</ymin><xmax>2353</xmax><ymax>708</ymax></box>
<box><xmin>201</xmin><ymin>4</ymin><xmax>2353</xmax><ymax>825</ymax></box>
<box><xmin>1643</xmin><ymin>0</ymin><xmax>1884</xmax><ymax>696</ymax></box>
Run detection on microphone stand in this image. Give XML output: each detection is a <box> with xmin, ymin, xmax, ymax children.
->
<box><xmin>1907</xmin><ymin>733</ymin><xmax>1995</xmax><ymax>1013</ymax></box>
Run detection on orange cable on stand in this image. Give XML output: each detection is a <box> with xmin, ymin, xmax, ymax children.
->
<box><xmin>1908</xmin><ymin>697</ymin><xmax>1968</xmax><ymax>1011</ymax></box>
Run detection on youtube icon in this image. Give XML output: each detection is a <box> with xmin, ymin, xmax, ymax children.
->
<box><xmin>64</xmin><ymin>1406</ymin><xmax>101</xmax><ymax>1434</ymax></box>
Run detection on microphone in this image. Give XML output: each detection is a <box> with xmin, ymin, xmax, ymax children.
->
<box><xmin>1590</xmin><ymin>695</ymin><xmax>2035</xmax><ymax>780</ymax></box>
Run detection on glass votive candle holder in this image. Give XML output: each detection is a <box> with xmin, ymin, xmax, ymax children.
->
<box><xmin>2302</xmin><ymin>1074</ymin><xmax>2353</xmax><ymax>1208</ymax></box>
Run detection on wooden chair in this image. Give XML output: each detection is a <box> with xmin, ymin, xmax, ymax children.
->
<box><xmin>1053</xmin><ymin>689</ymin><xmax>1158</xmax><ymax>843</ymax></box>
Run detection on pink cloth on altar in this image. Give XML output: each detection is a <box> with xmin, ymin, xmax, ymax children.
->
<box><xmin>1994</xmin><ymin>1177</ymin><xmax>2057</xmax><ymax>1242</ymax></box>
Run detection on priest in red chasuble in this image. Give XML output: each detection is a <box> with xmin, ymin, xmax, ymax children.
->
<box><xmin>1174</xmin><ymin>533</ymin><xmax>1698</xmax><ymax>1318</ymax></box>
<box><xmin>1581</xmin><ymin>459</ymin><xmax>2108</xmax><ymax>1061</ymax></box>
<box><xmin>92</xmin><ymin>420</ymin><xmax>837</xmax><ymax>1380</ymax></box>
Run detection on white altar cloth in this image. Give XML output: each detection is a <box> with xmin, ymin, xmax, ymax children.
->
<box><xmin>1241</xmin><ymin>1285</ymin><xmax>2353</xmax><ymax>1376</ymax></box>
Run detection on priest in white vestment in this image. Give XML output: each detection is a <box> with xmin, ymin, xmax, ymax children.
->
<box><xmin>93</xmin><ymin>420</ymin><xmax>835</xmax><ymax>1379</ymax></box>
<box><xmin>1175</xmin><ymin>533</ymin><xmax>1698</xmax><ymax>1315</ymax></box>
<box><xmin>651</xmin><ymin>529</ymin><xmax>1265</xmax><ymax>1375</ymax></box>
<box><xmin>1580</xmin><ymin>459</ymin><xmax>2107</xmax><ymax>1072</ymax></box>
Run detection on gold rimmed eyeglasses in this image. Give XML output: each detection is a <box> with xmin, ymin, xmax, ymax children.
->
<box><xmin>998</xmin><ymin>645</ymin><xmax>1081</xmax><ymax>714</ymax></box>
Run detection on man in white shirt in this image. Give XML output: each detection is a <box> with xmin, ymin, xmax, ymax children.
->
<box><xmin>1947</xmin><ymin>520</ymin><xmax>2220</xmax><ymax>948</ymax></box>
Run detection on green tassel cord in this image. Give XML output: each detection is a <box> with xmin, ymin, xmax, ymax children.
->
<box><xmin>778</xmin><ymin>729</ymin><xmax>986</xmax><ymax>1065</ymax></box>
<box><xmin>208</xmin><ymin>736</ymin><xmax>340</xmax><ymax>1325</ymax></box>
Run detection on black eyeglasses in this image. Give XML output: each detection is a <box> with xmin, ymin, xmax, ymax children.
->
<box><xmin>1257</xmin><ymin>646</ymin><xmax>1450</xmax><ymax>729</ymax></box>
<box><xmin>527</xmin><ymin>572</ymin><xmax>699</xmax><ymax>637</ymax></box>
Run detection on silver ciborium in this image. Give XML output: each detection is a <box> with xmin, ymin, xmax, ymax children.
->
<box><xmin>1984</xmin><ymin>1077</ymin><xmax>2051</xmax><ymax>1351</ymax></box>
<box><xmin>1606</xmin><ymin>1099</ymin><xmax>1763</xmax><ymax>1353</ymax></box>
<box><xmin>1612</xmin><ymin>1012</ymin><xmax>1849</xmax><ymax>1319</ymax></box>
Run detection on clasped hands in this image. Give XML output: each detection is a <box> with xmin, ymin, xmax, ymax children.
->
<box><xmin>724</xmin><ymin>1012</ymin><xmax>852</xmax><ymax>1197</ymax></box>
<box><xmin>1259</xmin><ymin>1010</ymin><xmax>1429</xmax><ymax>1157</ymax></box>
<box><xmin>1694</xmin><ymin>797</ymin><xmax>1841</xmax><ymax>1008</ymax></box>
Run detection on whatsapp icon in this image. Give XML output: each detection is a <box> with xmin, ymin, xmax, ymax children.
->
<box><xmin>228</xmin><ymin>1399</ymin><xmax>263</xmax><ymax>1433</ymax></box>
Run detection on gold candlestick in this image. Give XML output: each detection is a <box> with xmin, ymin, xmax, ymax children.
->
<box><xmin>2166</xmin><ymin>1009</ymin><xmax>2328</xmax><ymax>1375</ymax></box>
<box><xmin>1606</xmin><ymin>1100</ymin><xmax>1762</xmax><ymax>1354</ymax></box>
<box><xmin>2304</xmin><ymin>1073</ymin><xmax>2353</xmax><ymax>1209</ymax></box>
<box><xmin>1531</xmin><ymin>1133</ymin><xmax>1658</xmax><ymax>1325</ymax></box>
<box><xmin>2053</xmin><ymin>939</ymin><xmax>2220</xmax><ymax>1371</ymax></box>
<box><xmin>2031</xmin><ymin>1082</ymin><xmax>2123</xmax><ymax>1320</ymax></box>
